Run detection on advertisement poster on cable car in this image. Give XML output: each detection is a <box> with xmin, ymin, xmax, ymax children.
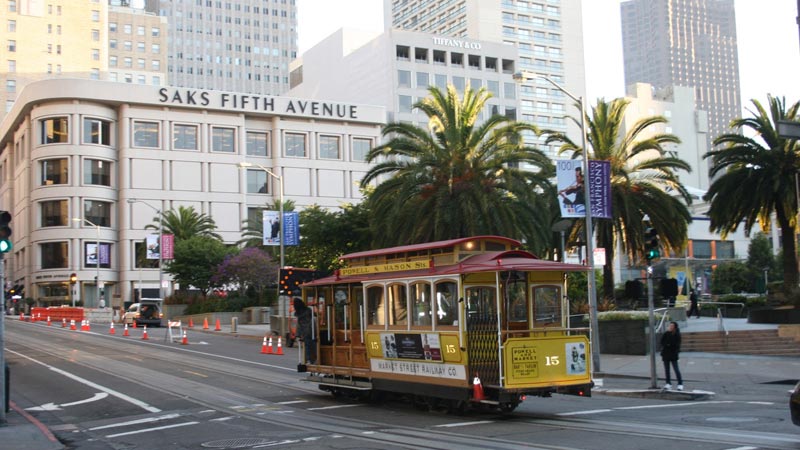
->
<box><xmin>380</xmin><ymin>332</ymin><xmax>442</xmax><ymax>361</ymax></box>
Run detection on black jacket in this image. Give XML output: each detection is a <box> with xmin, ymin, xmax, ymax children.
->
<box><xmin>660</xmin><ymin>330</ymin><xmax>681</xmax><ymax>361</ymax></box>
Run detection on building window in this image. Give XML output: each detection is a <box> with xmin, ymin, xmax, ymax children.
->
<box><xmin>487</xmin><ymin>80</ymin><xmax>500</xmax><ymax>97</ymax></box>
<box><xmin>109</xmin><ymin>39</ymin><xmax>117</xmax><ymax>49</ymax></box>
<box><xmin>84</xmin><ymin>159</ymin><xmax>111</xmax><ymax>186</ymax></box>
<box><xmin>211</xmin><ymin>127</ymin><xmax>235</xmax><ymax>152</ymax></box>
<box><xmin>84</xmin><ymin>200</ymin><xmax>111</xmax><ymax>227</ymax></box>
<box><xmin>92</xmin><ymin>29</ymin><xmax>99</xmax><ymax>41</ymax></box>
<box><xmin>41</xmin><ymin>158</ymin><xmax>68</xmax><ymax>185</ymax></box>
<box><xmin>9</xmin><ymin>1</ymin><xmax>16</xmax><ymax>12</ymax></box>
<box><xmin>416</xmin><ymin>72</ymin><xmax>429</xmax><ymax>88</ymax></box>
<box><xmin>246</xmin><ymin>131</ymin><xmax>268</xmax><ymax>156</ymax></box>
<box><xmin>123</xmin><ymin>24</ymin><xmax>131</xmax><ymax>34</ymax></box>
<box><xmin>452</xmin><ymin>76</ymin><xmax>465</xmax><ymax>91</ymax></box>
<box><xmin>399</xmin><ymin>95</ymin><xmax>412</xmax><ymax>113</ymax></box>
<box><xmin>137</xmin><ymin>42</ymin><xmax>145</xmax><ymax>52</ymax></box>
<box><xmin>8</xmin><ymin>20</ymin><xmax>16</xmax><ymax>32</ymax></box>
<box><xmin>137</xmin><ymin>25</ymin><xmax>145</xmax><ymax>36</ymax></box>
<box><xmin>151</xmin><ymin>43</ymin><xmax>160</xmax><ymax>53</ymax></box>
<box><xmin>41</xmin><ymin>117</ymin><xmax>69</xmax><ymax>144</ymax></box>
<box><xmin>173</xmin><ymin>124</ymin><xmax>198</xmax><ymax>150</ymax></box>
<box><xmin>246</xmin><ymin>169</ymin><xmax>268</xmax><ymax>194</ymax></box>
<box><xmin>109</xmin><ymin>56</ymin><xmax>117</xmax><ymax>67</ymax></box>
<box><xmin>504</xmin><ymin>82</ymin><xmax>516</xmax><ymax>99</ymax></box>
<box><xmin>41</xmin><ymin>242</ymin><xmax>68</xmax><ymax>269</ymax></box>
<box><xmin>693</xmin><ymin>240</ymin><xmax>712</xmax><ymax>259</ymax></box>
<box><xmin>7</xmin><ymin>40</ymin><xmax>16</xmax><ymax>52</ymax></box>
<box><xmin>284</xmin><ymin>133</ymin><xmax>306</xmax><ymax>157</ymax></box>
<box><xmin>352</xmin><ymin>137</ymin><xmax>371</xmax><ymax>162</ymax></box>
<box><xmin>83</xmin><ymin>118</ymin><xmax>111</xmax><ymax>145</ymax></box>
<box><xmin>398</xmin><ymin>70</ymin><xmax>411</xmax><ymax>88</ymax></box>
<box><xmin>152</xmin><ymin>59</ymin><xmax>160</xmax><ymax>70</ymax></box>
<box><xmin>124</xmin><ymin>57</ymin><xmax>132</xmax><ymax>68</ymax></box>
<box><xmin>434</xmin><ymin>74</ymin><xmax>446</xmax><ymax>90</ymax></box>
<box><xmin>6</xmin><ymin>80</ymin><xmax>15</xmax><ymax>93</ymax></box>
<box><xmin>91</xmin><ymin>48</ymin><xmax>100</xmax><ymax>61</ymax></box>
<box><xmin>133</xmin><ymin>121</ymin><xmax>159</xmax><ymax>148</ymax></box>
<box><xmin>124</xmin><ymin>41</ymin><xmax>132</xmax><ymax>51</ymax></box>
<box><xmin>151</xmin><ymin>27</ymin><xmax>160</xmax><ymax>37</ymax></box>
<box><xmin>8</xmin><ymin>60</ymin><xmax>15</xmax><ymax>72</ymax></box>
<box><xmin>318</xmin><ymin>135</ymin><xmax>340</xmax><ymax>160</ymax></box>
<box><xmin>91</xmin><ymin>10</ymin><xmax>99</xmax><ymax>21</ymax></box>
<box><xmin>716</xmin><ymin>241</ymin><xmax>735</xmax><ymax>259</ymax></box>
<box><xmin>109</xmin><ymin>22</ymin><xmax>117</xmax><ymax>32</ymax></box>
<box><xmin>41</xmin><ymin>200</ymin><xmax>68</xmax><ymax>227</ymax></box>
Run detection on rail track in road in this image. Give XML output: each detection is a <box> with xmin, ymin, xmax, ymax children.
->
<box><xmin>7</xmin><ymin>320</ymin><xmax>799</xmax><ymax>450</ymax></box>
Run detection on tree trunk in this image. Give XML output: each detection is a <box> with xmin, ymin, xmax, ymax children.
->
<box><xmin>778</xmin><ymin>215</ymin><xmax>799</xmax><ymax>291</ymax></box>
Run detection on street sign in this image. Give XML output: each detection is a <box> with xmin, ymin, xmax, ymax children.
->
<box><xmin>593</xmin><ymin>248</ymin><xmax>606</xmax><ymax>267</ymax></box>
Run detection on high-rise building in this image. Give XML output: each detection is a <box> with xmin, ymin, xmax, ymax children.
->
<box><xmin>1</xmin><ymin>0</ymin><xmax>109</xmax><ymax>118</ymax></box>
<box><xmin>144</xmin><ymin>0</ymin><xmax>298</xmax><ymax>94</ymax></box>
<box><xmin>384</xmin><ymin>0</ymin><xmax>586</xmax><ymax>159</ymax></box>
<box><xmin>107</xmin><ymin>4</ymin><xmax>168</xmax><ymax>86</ymax></box>
<box><xmin>621</xmin><ymin>0</ymin><xmax>741</xmax><ymax>153</ymax></box>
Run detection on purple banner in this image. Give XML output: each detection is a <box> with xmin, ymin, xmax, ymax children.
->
<box><xmin>588</xmin><ymin>160</ymin><xmax>611</xmax><ymax>219</ymax></box>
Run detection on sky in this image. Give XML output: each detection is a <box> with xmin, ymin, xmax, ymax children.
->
<box><xmin>296</xmin><ymin>0</ymin><xmax>800</xmax><ymax>115</ymax></box>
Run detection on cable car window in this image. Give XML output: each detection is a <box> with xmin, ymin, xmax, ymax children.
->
<box><xmin>334</xmin><ymin>288</ymin><xmax>347</xmax><ymax>329</ymax></box>
<box><xmin>434</xmin><ymin>281</ymin><xmax>457</xmax><ymax>326</ymax></box>
<box><xmin>388</xmin><ymin>283</ymin><xmax>407</xmax><ymax>326</ymax></box>
<box><xmin>410</xmin><ymin>282</ymin><xmax>432</xmax><ymax>327</ymax></box>
<box><xmin>506</xmin><ymin>277</ymin><xmax>527</xmax><ymax>322</ymax></box>
<box><xmin>466</xmin><ymin>286</ymin><xmax>496</xmax><ymax>320</ymax></box>
<box><xmin>352</xmin><ymin>287</ymin><xmax>363</xmax><ymax>329</ymax></box>
<box><xmin>366</xmin><ymin>285</ymin><xmax>385</xmax><ymax>326</ymax></box>
<box><xmin>533</xmin><ymin>285</ymin><xmax>561</xmax><ymax>326</ymax></box>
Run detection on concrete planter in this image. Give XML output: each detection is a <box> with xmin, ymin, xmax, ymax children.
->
<box><xmin>597</xmin><ymin>320</ymin><xmax>647</xmax><ymax>355</ymax></box>
<box><xmin>748</xmin><ymin>307</ymin><xmax>800</xmax><ymax>324</ymax></box>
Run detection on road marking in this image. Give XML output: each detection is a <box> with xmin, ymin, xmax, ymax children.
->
<box><xmin>307</xmin><ymin>404</ymin><xmax>362</xmax><ymax>411</ymax></box>
<box><xmin>252</xmin><ymin>440</ymin><xmax>301</xmax><ymax>448</ymax></box>
<box><xmin>105</xmin><ymin>421</ymin><xmax>199</xmax><ymax>438</ymax></box>
<box><xmin>183</xmin><ymin>370</ymin><xmax>208</xmax><ymax>378</ymax></box>
<box><xmin>88</xmin><ymin>414</ymin><xmax>181</xmax><ymax>431</ymax></box>
<box><xmin>614</xmin><ymin>401</ymin><xmax>735</xmax><ymax>410</ymax></box>
<box><xmin>210</xmin><ymin>416</ymin><xmax>235</xmax><ymax>422</ymax></box>
<box><xmin>8</xmin><ymin>349</ymin><xmax>161</xmax><ymax>413</ymax></box>
<box><xmin>433</xmin><ymin>420</ymin><xmax>494</xmax><ymax>428</ymax></box>
<box><xmin>725</xmin><ymin>447</ymin><xmax>758</xmax><ymax>450</ymax></box>
<box><xmin>557</xmin><ymin>409</ymin><xmax>613</xmax><ymax>416</ymax></box>
<box><xmin>27</xmin><ymin>392</ymin><xmax>109</xmax><ymax>411</ymax></box>
<box><xmin>276</xmin><ymin>400</ymin><xmax>308</xmax><ymax>405</ymax></box>
<box><xmin>746</xmin><ymin>401</ymin><xmax>773</xmax><ymax>405</ymax></box>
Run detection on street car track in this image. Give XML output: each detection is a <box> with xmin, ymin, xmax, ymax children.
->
<box><xmin>7</xmin><ymin>321</ymin><xmax>799</xmax><ymax>450</ymax></box>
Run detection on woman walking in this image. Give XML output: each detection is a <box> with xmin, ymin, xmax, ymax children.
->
<box><xmin>660</xmin><ymin>321</ymin><xmax>684</xmax><ymax>391</ymax></box>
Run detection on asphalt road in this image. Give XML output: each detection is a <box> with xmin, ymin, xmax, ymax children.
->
<box><xmin>5</xmin><ymin>320</ymin><xmax>799</xmax><ymax>450</ymax></box>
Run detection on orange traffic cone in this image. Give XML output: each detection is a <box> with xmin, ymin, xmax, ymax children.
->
<box><xmin>276</xmin><ymin>337</ymin><xmax>283</xmax><ymax>355</ymax></box>
<box><xmin>19</xmin><ymin>312</ymin><xmax>24</xmax><ymax>321</ymax></box>
<box><xmin>214</xmin><ymin>318</ymin><xmax>221</xmax><ymax>331</ymax></box>
<box><xmin>181</xmin><ymin>330</ymin><xmax>189</xmax><ymax>345</ymax></box>
<box><xmin>69</xmin><ymin>319</ymin><xmax>76</xmax><ymax>330</ymax></box>
<box><xmin>80</xmin><ymin>320</ymin><xmax>86</xmax><ymax>331</ymax></box>
<box><xmin>47</xmin><ymin>316</ymin><xmax>52</xmax><ymax>326</ymax></box>
<box><xmin>132</xmin><ymin>319</ymin><xmax>137</xmax><ymax>328</ymax></box>
<box><xmin>86</xmin><ymin>319</ymin><xmax>91</xmax><ymax>332</ymax></box>
<box><xmin>472</xmin><ymin>374</ymin><xmax>485</xmax><ymax>401</ymax></box>
<box><xmin>123</xmin><ymin>323</ymin><xmax>129</xmax><ymax>336</ymax></box>
<box><xmin>61</xmin><ymin>318</ymin><xmax>67</xmax><ymax>328</ymax></box>
<box><xmin>188</xmin><ymin>318</ymin><xmax>194</xmax><ymax>328</ymax></box>
<box><xmin>109</xmin><ymin>322</ymin><xmax>116</xmax><ymax>335</ymax></box>
<box><xmin>266</xmin><ymin>336</ymin><xmax>274</xmax><ymax>354</ymax></box>
<box><xmin>142</xmin><ymin>325</ymin><xmax>149</xmax><ymax>340</ymax></box>
<box><xmin>202</xmin><ymin>318</ymin><xmax>209</xmax><ymax>330</ymax></box>
<box><xmin>260</xmin><ymin>336</ymin><xmax>269</xmax><ymax>354</ymax></box>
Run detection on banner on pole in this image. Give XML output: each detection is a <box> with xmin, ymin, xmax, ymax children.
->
<box><xmin>263</xmin><ymin>211</ymin><xmax>300</xmax><ymax>246</ymax></box>
<box><xmin>556</xmin><ymin>159</ymin><xmax>612</xmax><ymax>219</ymax></box>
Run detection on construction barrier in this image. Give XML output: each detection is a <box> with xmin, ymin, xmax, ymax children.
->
<box><xmin>30</xmin><ymin>307</ymin><xmax>84</xmax><ymax>324</ymax></box>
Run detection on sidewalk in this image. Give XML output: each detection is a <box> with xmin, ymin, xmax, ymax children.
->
<box><xmin>2</xmin><ymin>318</ymin><xmax>796</xmax><ymax>449</ymax></box>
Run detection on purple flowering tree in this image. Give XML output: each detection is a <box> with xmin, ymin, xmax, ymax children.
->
<box><xmin>213</xmin><ymin>247</ymin><xmax>279</xmax><ymax>300</ymax></box>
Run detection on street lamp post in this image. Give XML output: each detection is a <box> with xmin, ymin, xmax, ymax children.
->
<box><xmin>514</xmin><ymin>71</ymin><xmax>601</xmax><ymax>374</ymax></box>
<box><xmin>128</xmin><ymin>199</ymin><xmax>164</xmax><ymax>300</ymax></box>
<box><xmin>238</xmin><ymin>162</ymin><xmax>284</xmax><ymax>268</ymax></box>
<box><xmin>73</xmin><ymin>217</ymin><xmax>101</xmax><ymax>308</ymax></box>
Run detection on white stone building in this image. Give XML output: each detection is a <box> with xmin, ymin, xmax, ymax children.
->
<box><xmin>0</xmin><ymin>79</ymin><xmax>383</xmax><ymax>309</ymax></box>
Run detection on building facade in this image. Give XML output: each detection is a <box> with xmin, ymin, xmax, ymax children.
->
<box><xmin>144</xmin><ymin>0</ymin><xmax>298</xmax><ymax>95</ymax></box>
<box><xmin>621</xmin><ymin>0</ymin><xmax>741</xmax><ymax>152</ymax></box>
<box><xmin>0</xmin><ymin>79</ymin><xmax>383</xmax><ymax>309</ymax></box>
<box><xmin>384</xmin><ymin>0</ymin><xmax>586</xmax><ymax>159</ymax></box>
<box><xmin>289</xmin><ymin>29</ymin><xmax>521</xmax><ymax>139</ymax></box>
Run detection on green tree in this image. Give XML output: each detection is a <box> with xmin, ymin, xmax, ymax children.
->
<box><xmin>148</xmin><ymin>205</ymin><xmax>222</xmax><ymax>241</ymax></box>
<box><xmin>710</xmin><ymin>261</ymin><xmax>751</xmax><ymax>294</ymax></box>
<box><xmin>166</xmin><ymin>236</ymin><xmax>233</xmax><ymax>296</ymax></box>
<box><xmin>286</xmin><ymin>202</ymin><xmax>372</xmax><ymax>275</ymax></box>
<box><xmin>747</xmin><ymin>232</ymin><xmax>778</xmax><ymax>292</ymax></box>
<box><xmin>704</xmin><ymin>95</ymin><xmax>800</xmax><ymax>291</ymax></box>
<box><xmin>545</xmin><ymin>98</ymin><xmax>692</xmax><ymax>300</ymax></box>
<box><xmin>360</xmin><ymin>85</ymin><xmax>555</xmax><ymax>251</ymax></box>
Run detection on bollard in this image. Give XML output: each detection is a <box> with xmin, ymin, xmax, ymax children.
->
<box><xmin>231</xmin><ymin>316</ymin><xmax>238</xmax><ymax>333</ymax></box>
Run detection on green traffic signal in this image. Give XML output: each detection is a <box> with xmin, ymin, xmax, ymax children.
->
<box><xmin>0</xmin><ymin>239</ymin><xmax>11</xmax><ymax>253</ymax></box>
<box><xmin>0</xmin><ymin>210</ymin><xmax>10</xmax><ymax>254</ymax></box>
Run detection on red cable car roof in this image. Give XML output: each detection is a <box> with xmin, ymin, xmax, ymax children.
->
<box><xmin>340</xmin><ymin>235</ymin><xmax>522</xmax><ymax>261</ymax></box>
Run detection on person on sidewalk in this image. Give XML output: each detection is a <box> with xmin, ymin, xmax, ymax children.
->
<box><xmin>660</xmin><ymin>321</ymin><xmax>684</xmax><ymax>390</ymax></box>
<box><xmin>687</xmin><ymin>289</ymin><xmax>700</xmax><ymax>318</ymax></box>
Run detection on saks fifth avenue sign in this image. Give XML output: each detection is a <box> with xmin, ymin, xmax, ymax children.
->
<box><xmin>157</xmin><ymin>88</ymin><xmax>360</xmax><ymax>120</ymax></box>
<box><xmin>432</xmin><ymin>36</ymin><xmax>482</xmax><ymax>50</ymax></box>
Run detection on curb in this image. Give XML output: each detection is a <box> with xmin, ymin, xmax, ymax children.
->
<box><xmin>594</xmin><ymin>388</ymin><xmax>715</xmax><ymax>401</ymax></box>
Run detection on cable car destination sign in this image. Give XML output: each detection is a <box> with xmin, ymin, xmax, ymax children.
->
<box><xmin>339</xmin><ymin>260</ymin><xmax>431</xmax><ymax>277</ymax></box>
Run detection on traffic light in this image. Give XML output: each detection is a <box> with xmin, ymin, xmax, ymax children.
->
<box><xmin>644</xmin><ymin>224</ymin><xmax>660</xmax><ymax>263</ymax></box>
<box><xmin>0</xmin><ymin>210</ymin><xmax>11</xmax><ymax>253</ymax></box>
<box><xmin>279</xmin><ymin>267</ymin><xmax>319</xmax><ymax>296</ymax></box>
<box><xmin>70</xmin><ymin>273</ymin><xmax>78</xmax><ymax>285</ymax></box>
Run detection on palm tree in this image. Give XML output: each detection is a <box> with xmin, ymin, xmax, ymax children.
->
<box><xmin>360</xmin><ymin>85</ymin><xmax>555</xmax><ymax>251</ymax></box>
<box><xmin>147</xmin><ymin>205</ymin><xmax>221</xmax><ymax>241</ymax></box>
<box><xmin>545</xmin><ymin>98</ymin><xmax>692</xmax><ymax>300</ymax></box>
<box><xmin>704</xmin><ymin>95</ymin><xmax>800</xmax><ymax>290</ymax></box>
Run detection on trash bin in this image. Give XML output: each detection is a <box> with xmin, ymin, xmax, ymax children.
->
<box><xmin>231</xmin><ymin>316</ymin><xmax>238</xmax><ymax>333</ymax></box>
